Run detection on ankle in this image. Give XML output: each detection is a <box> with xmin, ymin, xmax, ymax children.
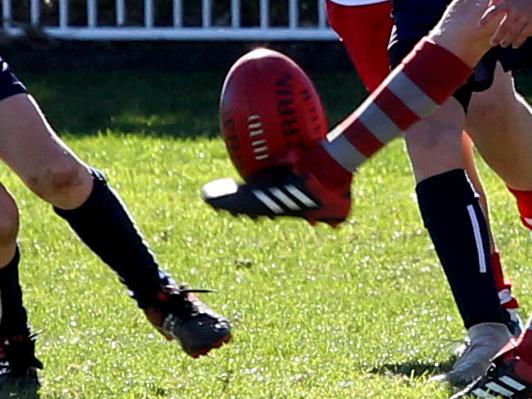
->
<box><xmin>296</xmin><ymin>143</ymin><xmax>352</xmax><ymax>191</ymax></box>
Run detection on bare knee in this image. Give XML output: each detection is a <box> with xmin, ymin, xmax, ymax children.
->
<box><xmin>405</xmin><ymin>101</ymin><xmax>465</xmax><ymax>182</ymax></box>
<box><xmin>26</xmin><ymin>160</ymin><xmax>93</xmax><ymax>209</ymax></box>
<box><xmin>406</xmin><ymin>121</ymin><xmax>461</xmax><ymax>155</ymax></box>
<box><xmin>0</xmin><ymin>185</ymin><xmax>19</xmax><ymax>248</ymax></box>
<box><xmin>406</xmin><ymin>123</ymin><xmax>464</xmax><ymax>180</ymax></box>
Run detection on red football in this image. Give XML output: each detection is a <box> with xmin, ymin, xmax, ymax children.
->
<box><xmin>219</xmin><ymin>48</ymin><xmax>328</xmax><ymax>180</ymax></box>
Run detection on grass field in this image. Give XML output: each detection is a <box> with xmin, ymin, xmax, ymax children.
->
<box><xmin>1</xmin><ymin>66</ymin><xmax>530</xmax><ymax>399</ymax></box>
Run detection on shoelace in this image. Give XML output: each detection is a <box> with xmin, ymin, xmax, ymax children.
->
<box><xmin>178</xmin><ymin>288</ymin><xmax>213</xmax><ymax>295</ymax></box>
<box><xmin>161</xmin><ymin>286</ymin><xmax>215</xmax><ymax>319</ymax></box>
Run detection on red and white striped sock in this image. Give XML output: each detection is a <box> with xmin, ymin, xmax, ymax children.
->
<box><xmin>516</xmin><ymin>318</ymin><xmax>532</xmax><ymax>364</ymax></box>
<box><xmin>319</xmin><ymin>38</ymin><xmax>472</xmax><ymax>173</ymax></box>
<box><xmin>508</xmin><ymin>187</ymin><xmax>532</xmax><ymax>231</ymax></box>
<box><xmin>491</xmin><ymin>251</ymin><xmax>519</xmax><ymax>311</ymax></box>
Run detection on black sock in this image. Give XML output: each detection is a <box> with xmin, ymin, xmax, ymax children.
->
<box><xmin>54</xmin><ymin>169</ymin><xmax>170</xmax><ymax>308</ymax></box>
<box><xmin>0</xmin><ymin>247</ymin><xmax>30</xmax><ymax>336</ymax></box>
<box><xmin>416</xmin><ymin>169</ymin><xmax>507</xmax><ymax>329</ymax></box>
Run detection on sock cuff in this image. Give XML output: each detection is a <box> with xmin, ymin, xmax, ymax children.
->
<box><xmin>416</xmin><ymin>169</ymin><xmax>477</xmax><ymax>207</ymax></box>
<box><xmin>51</xmin><ymin>167</ymin><xmax>165</xmax><ymax>309</ymax></box>
<box><xmin>402</xmin><ymin>38</ymin><xmax>473</xmax><ymax>105</ymax></box>
<box><xmin>54</xmin><ymin>168</ymin><xmax>107</xmax><ymax>217</ymax></box>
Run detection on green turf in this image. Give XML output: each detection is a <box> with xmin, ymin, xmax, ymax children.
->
<box><xmin>0</xmin><ymin>67</ymin><xmax>530</xmax><ymax>398</ymax></box>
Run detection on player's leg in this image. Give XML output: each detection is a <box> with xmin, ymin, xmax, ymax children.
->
<box><xmin>466</xmin><ymin>64</ymin><xmax>532</xmax><ymax>231</ymax></box>
<box><xmin>375</xmin><ymin>0</ymin><xmax>519</xmax><ymax>382</ymax></box>
<box><xmin>326</xmin><ymin>0</ymin><xmax>392</xmax><ymax>91</ymax></box>
<box><xmin>399</xmin><ymin>96</ymin><xmax>512</xmax><ymax>385</ymax></box>
<box><xmin>393</xmin><ymin>0</ymin><xmax>521</xmax><ymax>381</ymax></box>
<box><xmin>0</xmin><ymin>63</ymin><xmax>44</xmax><ymax>384</ymax></box>
<box><xmin>329</xmin><ymin>0</ymin><xmax>520</xmax><ymax>342</ymax></box>
<box><xmin>0</xmin><ymin>183</ymin><xmax>42</xmax><ymax>384</ymax></box>
<box><xmin>337</xmin><ymin>0</ymin><xmax>521</xmax><ymax>339</ymax></box>
<box><xmin>329</xmin><ymin>0</ymin><xmax>518</xmax><ymax>321</ymax></box>
<box><xmin>0</xmin><ymin>60</ymin><xmax>230</xmax><ymax>357</ymax></box>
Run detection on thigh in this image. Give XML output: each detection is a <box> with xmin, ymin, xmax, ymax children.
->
<box><xmin>0</xmin><ymin>57</ymin><xmax>89</xmax><ymax>188</ymax></box>
<box><xmin>0</xmin><ymin>58</ymin><xmax>94</xmax><ymax>208</ymax></box>
<box><xmin>405</xmin><ymin>97</ymin><xmax>466</xmax><ymax>182</ymax></box>
<box><xmin>0</xmin><ymin>93</ymin><xmax>90</xmax><ymax>189</ymax></box>
<box><xmin>466</xmin><ymin>64</ymin><xmax>532</xmax><ymax>190</ymax></box>
<box><xmin>0</xmin><ymin>182</ymin><xmax>18</xmax><ymax>227</ymax></box>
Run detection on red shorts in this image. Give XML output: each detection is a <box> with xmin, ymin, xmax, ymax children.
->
<box><xmin>326</xmin><ymin>1</ymin><xmax>393</xmax><ymax>91</ymax></box>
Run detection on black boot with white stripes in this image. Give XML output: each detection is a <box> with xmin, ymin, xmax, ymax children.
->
<box><xmin>201</xmin><ymin>166</ymin><xmax>351</xmax><ymax>227</ymax></box>
<box><xmin>451</xmin><ymin>342</ymin><xmax>532</xmax><ymax>399</ymax></box>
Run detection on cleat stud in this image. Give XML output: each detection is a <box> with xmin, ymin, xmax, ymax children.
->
<box><xmin>188</xmin><ymin>334</ymin><xmax>231</xmax><ymax>359</ymax></box>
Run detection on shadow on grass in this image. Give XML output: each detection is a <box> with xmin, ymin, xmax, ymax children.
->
<box><xmin>21</xmin><ymin>70</ymin><xmax>226</xmax><ymax>139</ymax></box>
<box><xmin>369</xmin><ymin>357</ymin><xmax>456</xmax><ymax>379</ymax></box>
<box><xmin>17</xmin><ymin>68</ymin><xmax>364</xmax><ymax>140</ymax></box>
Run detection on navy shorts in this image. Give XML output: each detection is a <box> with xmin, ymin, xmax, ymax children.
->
<box><xmin>0</xmin><ymin>57</ymin><xmax>28</xmax><ymax>102</ymax></box>
<box><xmin>389</xmin><ymin>0</ymin><xmax>532</xmax><ymax>110</ymax></box>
